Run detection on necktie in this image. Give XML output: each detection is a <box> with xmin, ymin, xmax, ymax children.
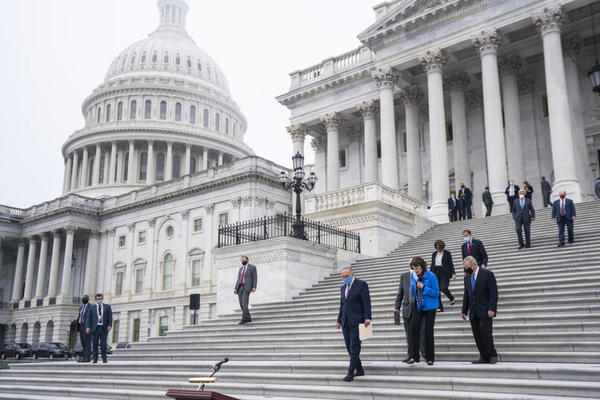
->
<box><xmin>520</xmin><ymin>199</ymin><xmax>524</xmax><ymax>209</ymax></box>
<box><xmin>345</xmin><ymin>284</ymin><xmax>350</xmax><ymax>299</ymax></box>
<box><xmin>79</xmin><ymin>305</ymin><xmax>86</xmax><ymax>323</ymax></box>
<box><xmin>98</xmin><ymin>304</ymin><xmax>102</xmax><ymax>324</ymax></box>
<box><xmin>240</xmin><ymin>266</ymin><xmax>246</xmax><ymax>284</ymax></box>
<box><xmin>471</xmin><ymin>275</ymin><xmax>476</xmax><ymax>292</ymax></box>
<box><xmin>561</xmin><ymin>200</ymin><xmax>565</xmax><ymax>216</ymax></box>
<box><xmin>468</xmin><ymin>242</ymin><xmax>472</xmax><ymax>255</ymax></box>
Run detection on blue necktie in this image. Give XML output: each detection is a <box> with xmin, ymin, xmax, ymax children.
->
<box><xmin>520</xmin><ymin>199</ymin><xmax>524</xmax><ymax>209</ymax></box>
<box><xmin>471</xmin><ymin>275</ymin><xmax>476</xmax><ymax>292</ymax></box>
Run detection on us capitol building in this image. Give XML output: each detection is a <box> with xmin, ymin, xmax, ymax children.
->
<box><xmin>1</xmin><ymin>0</ymin><xmax>599</xmax><ymax>347</ymax></box>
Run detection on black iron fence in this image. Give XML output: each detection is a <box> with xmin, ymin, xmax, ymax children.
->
<box><xmin>218</xmin><ymin>213</ymin><xmax>360</xmax><ymax>253</ymax></box>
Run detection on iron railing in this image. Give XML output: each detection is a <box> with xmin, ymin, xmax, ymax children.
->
<box><xmin>218</xmin><ymin>213</ymin><xmax>360</xmax><ymax>253</ymax></box>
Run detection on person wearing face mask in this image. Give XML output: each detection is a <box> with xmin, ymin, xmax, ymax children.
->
<box><xmin>394</xmin><ymin>259</ymin><xmax>425</xmax><ymax>363</ymax></box>
<box><xmin>234</xmin><ymin>255</ymin><xmax>257</xmax><ymax>324</ymax></box>
<box><xmin>431</xmin><ymin>240</ymin><xmax>456</xmax><ymax>312</ymax></box>
<box><xmin>336</xmin><ymin>266</ymin><xmax>371</xmax><ymax>382</ymax></box>
<box><xmin>461</xmin><ymin>230</ymin><xmax>488</xmax><ymax>269</ymax></box>
<box><xmin>461</xmin><ymin>256</ymin><xmax>498</xmax><ymax>364</ymax></box>
<box><xmin>505</xmin><ymin>180</ymin><xmax>520</xmax><ymax>208</ymax></box>
<box><xmin>551</xmin><ymin>190</ymin><xmax>576</xmax><ymax>247</ymax></box>
<box><xmin>512</xmin><ymin>189</ymin><xmax>535</xmax><ymax>249</ymax></box>
<box><xmin>76</xmin><ymin>295</ymin><xmax>92</xmax><ymax>362</ymax></box>
<box><xmin>458</xmin><ymin>183</ymin><xmax>473</xmax><ymax>219</ymax></box>
<box><xmin>85</xmin><ymin>293</ymin><xmax>113</xmax><ymax>364</ymax></box>
<box><xmin>447</xmin><ymin>192</ymin><xmax>458</xmax><ymax>222</ymax></box>
<box><xmin>482</xmin><ymin>186</ymin><xmax>493</xmax><ymax>217</ymax></box>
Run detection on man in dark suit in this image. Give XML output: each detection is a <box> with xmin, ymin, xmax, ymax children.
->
<box><xmin>394</xmin><ymin>263</ymin><xmax>425</xmax><ymax>363</ymax></box>
<box><xmin>234</xmin><ymin>255</ymin><xmax>257</xmax><ymax>324</ymax></box>
<box><xmin>461</xmin><ymin>230</ymin><xmax>488</xmax><ymax>269</ymax></box>
<box><xmin>482</xmin><ymin>186</ymin><xmax>493</xmax><ymax>217</ymax></box>
<box><xmin>551</xmin><ymin>191</ymin><xmax>576</xmax><ymax>247</ymax></box>
<box><xmin>512</xmin><ymin>189</ymin><xmax>536</xmax><ymax>249</ymax></box>
<box><xmin>505</xmin><ymin>180</ymin><xmax>520</xmax><ymax>208</ymax></box>
<box><xmin>76</xmin><ymin>295</ymin><xmax>92</xmax><ymax>362</ymax></box>
<box><xmin>448</xmin><ymin>192</ymin><xmax>458</xmax><ymax>222</ymax></box>
<box><xmin>336</xmin><ymin>267</ymin><xmax>371</xmax><ymax>382</ymax></box>
<box><xmin>458</xmin><ymin>183</ymin><xmax>473</xmax><ymax>219</ymax></box>
<box><xmin>461</xmin><ymin>256</ymin><xmax>498</xmax><ymax>364</ymax></box>
<box><xmin>541</xmin><ymin>177</ymin><xmax>553</xmax><ymax>207</ymax></box>
<box><xmin>85</xmin><ymin>293</ymin><xmax>113</xmax><ymax>364</ymax></box>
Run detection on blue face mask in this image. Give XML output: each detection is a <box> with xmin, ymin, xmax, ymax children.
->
<box><xmin>463</xmin><ymin>237</ymin><xmax>471</xmax><ymax>242</ymax></box>
<box><xmin>343</xmin><ymin>276</ymin><xmax>353</xmax><ymax>285</ymax></box>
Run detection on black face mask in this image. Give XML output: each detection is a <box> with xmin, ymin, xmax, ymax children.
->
<box><xmin>464</xmin><ymin>268</ymin><xmax>473</xmax><ymax>275</ymax></box>
<box><xmin>82</xmin><ymin>299</ymin><xmax>88</xmax><ymax>305</ymax></box>
<box><xmin>241</xmin><ymin>261</ymin><xmax>248</xmax><ymax>266</ymax></box>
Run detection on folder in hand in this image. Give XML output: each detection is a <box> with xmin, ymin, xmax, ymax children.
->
<box><xmin>359</xmin><ymin>323</ymin><xmax>373</xmax><ymax>341</ymax></box>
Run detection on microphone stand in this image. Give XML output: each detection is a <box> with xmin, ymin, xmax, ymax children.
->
<box><xmin>200</xmin><ymin>362</ymin><xmax>225</xmax><ymax>391</ymax></box>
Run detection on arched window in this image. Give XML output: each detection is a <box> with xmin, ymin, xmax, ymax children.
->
<box><xmin>189</xmin><ymin>105</ymin><xmax>196</xmax><ymax>124</ymax></box>
<box><xmin>203</xmin><ymin>109</ymin><xmax>209</xmax><ymax>128</ymax></box>
<box><xmin>197</xmin><ymin>62</ymin><xmax>202</xmax><ymax>72</ymax></box>
<box><xmin>152</xmin><ymin>53</ymin><xmax>158</xmax><ymax>64</ymax></box>
<box><xmin>215</xmin><ymin>113</ymin><xmax>220</xmax><ymax>132</ymax></box>
<box><xmin>141</xmin><ymin>53</ymin><xmax>147</xmax><ymax>64</ymax></box>
<box><xmin>160</xmin><ymin>101</ymin><xmax>167</xmax><ymax>120</ymax></box>
<box><xmin>139</xmin><ymin>152</ymin><xmax>148</xmax><ymax>181</ymax></box>
<box><xmin>130</xmin><ymin>100</ymin><xmax>137</xmax><ymax>120</ymax></box>
<box><xmin>175</xmin><ymin>103</ymin><xmax>182</xmax><ymax>121</ymax></box>
<box><xmin>225</xmin><ymin>117</ymin><xmax>229</xmax><ymax>135</ymax></box>
<box><xmin>156</xmin><ymin>153</ymin><xmax>165</xmax><ymax>181</ymax></box>
<box><xmin>97</xmin><ymin>107</ymin><xmax>101</xmax><ymax>123</ymax></box>
<box><xmin>106</xmin><ymin>104</ymin><xmax>112</xmax><ymax>122</ymax></box>
<box><xmin>145</xmin><ymin>100</ymin><xmax>152</xmax><ymax>119</ymax></box>
<box><xmin>130</xmin><ymin>53</ymin><xmax>136</xmax><ymax>65</ymax></box>
<box><xmin>117</xmin><ymin>101</ymin><xmax>123</xmax><ymax>121</ymax></box>
<box><xmin>162</xmin><ymin>253</ymin><xmax>174</xmax><ymax>290</ymax></box>
<box><xmin>173</xmin><ymin>154</ymin><xmax>181</xmax><ymax>179</ymax></box>
<box><xmin>186</xmin><ymin>58</ymin><xmax>192</xmax><ymax>68</ymax></box>
<box><xmin>123</xmin><ymin>152</ymin><xmax>129</xmax><ymax>182</ymax></box>
<box><xmin>163</xmin><ymin>52</ymin><xmax>169</xmax><ymax>64</ymax></box>
<box><xmin>175</xmin><ymin>55</ymin><xmax>181</xmax><ymax>66</ymax></box>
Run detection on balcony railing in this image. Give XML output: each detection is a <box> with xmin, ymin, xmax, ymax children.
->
<box><xmin>218</xmin><ymin>214</ymin><xmax>360</xmax><ymax>253</ymax></box>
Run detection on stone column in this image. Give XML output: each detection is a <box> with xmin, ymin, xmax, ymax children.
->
<box><xmin>64</xmin><ymin>155</ymin><xmax>73</xmax><ymax>193</ymax></box>
<box><xmin>399</xmin><ymin>87</ymin><xmax>424</xmax><ymax>200</ymax></box>
<box><xmin>311</xmin><ymin>138</ymin><xmax>326</xmax><ymax>193</ymax></box>
<box><xmin>127</xmin><ymin>140</ymin><xmax>136</xmax><ymax>184</ymax></box>
<box><xmin>184</xmin><ymin>144</ymin><xmax>192</xmax><ymax>175</ymax></box>
<box><xmin>445</xmin><ymin>72</ymin><xmax>472</xmax><ymax>189</ymax></box>
<box><xmin>147</xmin><ymin>140</ymin><xmax>155</xmax><ymax>184</ymax></box>
<box><xmin>92</xmin><ymin>144</ymin><xmax>102</xmax><ymax>186</ymax></box>
<box><xmin>83</xmin><ymin>231</ymin><xmax>100</xmax><ymax>296</ymax></box>
<box><xmin>320</xmin><ymin>113</ymin><xmax>341</xmax><ymax>191</ymax></box>
<box><xmin>499</xmin><ymin>55</ymin><xmax>525</xmax><ymax>185</ymax></box>
<box><xmin>70</xmin><ymin>151</ymin><xmax>79</xmax><ymax>190</ymax></box>
<box><xmin>102</xmin><ymin>149</ymin><xmax>109</xmax><ymax>184</ymax></box>
<box><xmin>11</xmin><ymin>240</ymin><xmax>26</xmax><ymax>302</ymax></box>
<box><xmin>202</xmin><ymin>148</ymin><xmax>209</xmax><ymax>170</ymax></box>
<box><xmin>357</xmin><ymin>100</ymin><xmax>378</xmax><ymax>184</ymax></box>
<box><xmin>166</xmin><ymin>142</ymin><xmax>174</xmax><ymax>180</ymax></box>
<box><xmin>473</xmin><ymin>31</ymin><xmax>509</xmax><ymax>214</ymax></box>
<box><xmin>563</xmin><ymin>34</ymin><xmax>594</xmax><ymax>196</ymax></box>
<box><xmin>419</xmin><ymin>49</ymin><xmax>449</xmax><ymax>222</ymax></box>
<box><xmin>46</xmin><ymin>230</ymin><xmax>61</xmax><ymax>299</ymax></box>
<box><xmin>116</xmin><ymin>148</ymin><xmax>124</xmax><ymax>183</ymax></box>
<box><xmin>34</xmin><ymin>233</ymin><xmax>49</xmax><ymax>302</ymax></box>
<box><xmin>22</xmin><ymin>236</ymin><xmax>38</xmax><ymax>301</ymax></box>
<box><xmin>109</xmin><ymin>142</ymin><xmax>117</xmax><ymax>184</ymax></box>
<box><xmin>59</xmin><ymin>226</ymin><xmax>76</xmax><ymax>300</ymax></box>
<box><xmin>80</xmin><ymin>147</ymin><xmax>89</xmax><ymax>188</ymax></box>
<box><xmin>373</xmin><ymin>67</ymin><xmax>399</xmax><ymax>189</ymax></box>
<box><xmin>532</xmin><ymin>7</ymin><xmax>582</xmax><ymax>201</ymax></box>
<box><xmin>217</xmin><ymin>152</ymin><xmax>224</xmax><ymax>167</ymax></box>
<box><xmin>287</xmin><ymin>124</ymin><xmax>307</xmax><ymax>157</ymax></box>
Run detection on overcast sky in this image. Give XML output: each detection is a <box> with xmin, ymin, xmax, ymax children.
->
<box><xmin>0</xmin><ymin>0</ymin><xmax>381</xmax><ymax>208</ymax></box>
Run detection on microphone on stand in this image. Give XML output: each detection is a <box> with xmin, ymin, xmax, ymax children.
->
<box><xmin>214</xmin><ymin>357</ymin><xmax>229</xmax><ymax>370</ymax></box>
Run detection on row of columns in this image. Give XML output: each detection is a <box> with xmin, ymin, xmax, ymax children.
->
<box><xmin>63</xmin><ymin>141</ymin><xmax>228</xmax><ymax>193</ymax></box>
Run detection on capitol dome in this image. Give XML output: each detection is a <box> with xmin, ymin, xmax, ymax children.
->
<box><xmin>61</xmin><ymin>0</ymin><xmax>252</xmax><ymax>199</ymax></box>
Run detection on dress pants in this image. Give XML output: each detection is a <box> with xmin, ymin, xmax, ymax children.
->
<box><xmin>557</xmin><ymin>216</ymin><xmax>574</xmax><ymax>245</ymax></box>
<box><xmin>342</xmin><ymin>322</ymin><xmax>362</xmax><ymax>373</ymax></box>
<box><xmin>543</xmin><ymin>193</ymin><xmax>552</xmax><ymax>207</ymax></box>
<box><xmin>403</xmin><ymin>314</ymin><xmax>425</xmax><ymax>358</ymax></box>
<box><xmin>449</xmin><ymin>210</ymin><xmax>457</xmax><ymax>222</ymax></box>
<box><xmin>431</xmin><ymin>267</ymin><xmax>453</xmax><ymax>312</ymax></box>
<box><xmin>464</xmin><ymin>205</ymin><xmax>472</xmax><ymax>219</ymax></box>
<box><xmin>409</xmin><ymin>309</ymin><xmax>436</xmax><ymax>362</ymax></box>
<box><xmin>485</xmin><ymin>204</ymin><xmax>493</xmax><ymax>217</ymax></box>
<box><xmin>470</xmin><ymin>317</ymin><xmax>497</xmax><ymax>361</ymax></box>
<box><xmin>238</xmin><ymin>286</ymin><xmax>252</xmax><ymax>322</ymax></box>
<box><xmin>78</xmin><ymin>324</ymin><xmax>91</xmax><ymax>360</ymax></box>
<box><xmin>515</xmin><ymin>219</ymin><xmax>531</xmax><ymax>247</ymax></box>
<box><xmin>91</xmin><ymin>326</ymin><xmax>108</xmax><ymax>361</ymax></box>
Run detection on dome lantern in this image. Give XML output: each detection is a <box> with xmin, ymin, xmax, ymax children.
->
<box><xmin>157</xmin><ymin>0</ymin><xmax>189</xmax><ymax>31</ymax></box>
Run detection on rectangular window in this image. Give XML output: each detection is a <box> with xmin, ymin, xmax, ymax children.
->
<box><xmin>542</xmin><ymin>94</ymin><xmax>549</xmax><ymax>118</ymax></box>
<box><xmin>192</xmin><ymin>260</ymin><xmax>201</xmax><ymax>287</ymax></box>
<box><xmin>112</xmin><ymin>320</ymin><xmax>120</xmax><ymax>343</ymax></box>
<box><xmin>137</xmin><ymin>231</ymin><xmax>146</xmax><ymax>244</ymax></box>
<box><xmin>219</xmin><ymin>212</ymin><xmax>228</xmax><ymax>226</ymax></box>
<box><xmin>135</xmin><ymin>268</ymin><xmax>143</xmax><ymax>294</ymax></box>
<box><xmin>115</xmin><ymin>271</ymin><xmax>123</xmax><ymax>296</ymax></box>
<box><xmin>159</xmin><ymin>316</ymin><xmax>169</xmax><ymax>336</ymax></box>
<box><xmin>132</xmin><ymin>318</ymin><xmax>140</xmax><ymax>342</ymax></box>
<box><xmin>118</xmin><ymin>235</ymin><xmax>126</xmax><ymax>248</ymax></box>
<box><xmin>339</xmin><ymin>149</ymin><xmax>347</xmax><ymax>169</ymax></box>
<box><xmin>193</xmin><ymin>218</ymin><xmax>203</xmax><ymax>232</ymax></box>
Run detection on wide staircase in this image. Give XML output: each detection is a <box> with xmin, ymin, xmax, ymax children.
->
<box><xmin>1</xmin><ymin>200</ymin><xmax>600</xmax><ymax>399</ymax></box>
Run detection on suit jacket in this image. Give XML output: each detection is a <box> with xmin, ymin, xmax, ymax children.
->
<box><xmin>394</xmin><ymin>271</ymin><xmax>414</xmax><ymax>319</ymax></box>
<box><xmin>461</xmin><ymin>238</ymin><xmax>488</xmax><ymax>267</ymax></box>
<box><xmin>505</xmin><ymin>184</ymin><xmax>520</xmax><ymax>201</ymax></box>
<box><xmin>552</xmin><ymin>198</ymin><xmax>576</xmax><ymax>220</ymax></box>
<box><xmin>234</xmin><ymin>264</ymin><xmax>257</xmax><ymax>292</ymax></box>
<box><xmin>462</xmin><ymin>268</ymin><xmax>498</xmax><ymax>319</ymax></box>
<box><xmin>76</xmin><ymin>303</ymin><xmax>91</xmax><ymax>332</ymax></box>
<box><xmin>512</xmin><ymin>198</ymin><xmax>535</xmax><ymax>223</ymax></box>
<box><xmin>458</xmin><ymin>187</ymin><xmax>473</xmax><ymax>206</ymax></box>
<box><xmin>337</xmin><ymin>278</ymin><xmax>372</xmax><ymax>326</ymax></box>
<box><xmin>85</xmin><ymin>303</ymin><xmax>113</xmax><ymax>333</ymax></box>
<box><xmin>482</xmin><ymin>190</ymin><xmax>493</xmax><ymax>206</ymax></box>
<box><xmin>447</xmin><ymin>197</ymin><xmax>458</xmax><ymax>212</ymax></box>
<box><xmin>430</xmin><ymin>250</ymin><xmax>456</xmax><ymax>280</ymax></box>
<box><xmin>541</xmin><ymin>180</ymin><xmax>552</xmax><ymax>194</ymax></box>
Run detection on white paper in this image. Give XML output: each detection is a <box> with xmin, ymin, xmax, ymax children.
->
<box><xmin>359</xmin><ymin>323</ymin><xmax>373</xmax><ymax>341</ymax></box>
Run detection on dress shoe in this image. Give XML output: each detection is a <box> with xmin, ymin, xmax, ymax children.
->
<box><xmin>402</xmin><ymin>357</ymin><xmax>411</xmax><ymax>363</ymax></box>
<box><xmin>342</xmin><ymin>373</ymin><xmax>354</xmax><ymax>382</ymax></box>
<box><xmin>518</xmin><ymin>245</ymin><xmax>524</xmax><ymax>250</ymax></box>
<box><xmin>489</xmin><ymin>357</ymin><xmax>497</xmax><ymax>364</ymax></box>
<box><xmin>525</xmin><ymin>245</ymin><xmax>531</xmax><ymax>248</ymax></box>
<box><xmin>102</xmin><ymin>359</ymin><xmax>107</xmax><ymax>364</ymax></box>
<box><xmin>557</xmin><ymin>243</ymin><xmax>565</xmax><ymax>247</ymax></box>
<box><xmin>238</xmin><ymin>320</ymin><xmax>247</xmax><ymax>325</ymax></box>
<box><xmin>92</xmin><ymin>359</ymin><xmax>98</xmax><ymax>364</ymax></box>
<box><xmin>427</xmin><ymin>361</ymin><xmax>434</xmax><ymax>366</ymax></box>
<box><xmin>405</xmin><ymin>359</ymin><xmax>419</xmax><ymax>364</ymax></box>
<box><xmin>568</xmin><ymin>240</ymin><xmax>574</xmax><ymax>244</ymax></box>
<box><xmin>450</xmin><ymin>300</ymin><xmax>455</xmax><ymax>305</ymax></box>
<box><xmin>471</xmin><ymin>359</ymin><xmax>488</xmax><ymax>364</ymax></box>
<box><xmin>355</xmin><ymin>369</ymin><xmax>364</xmax><ymax>377</ymax></box>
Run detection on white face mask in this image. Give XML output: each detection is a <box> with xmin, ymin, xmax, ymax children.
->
<box><xmin>519</xmin><ymin>194</ymin><xmax>525</xmax><ymax>199</ymax></box>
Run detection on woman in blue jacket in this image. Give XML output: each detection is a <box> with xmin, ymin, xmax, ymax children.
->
<box><xmin>407</xmin><ymin>256</ymin><xmax>440</xmax><ymax>365</ymax></box>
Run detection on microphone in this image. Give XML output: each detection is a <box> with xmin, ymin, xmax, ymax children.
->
<box><xmin>215</xmin><ymin>357</ymin><xmax>229</xmax><ymax>369</ymax></box>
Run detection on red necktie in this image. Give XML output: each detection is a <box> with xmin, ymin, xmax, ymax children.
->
<box><xmin>240</xmin><ymin>266</ymin><xmax>246</xmax><ymax>284</ymax></box>
<box><xmin>468</xmin><ymin>242</ymin><xmax>472</xmax><ymax>255</ymax></box>
<box><xmin>561</xmin><ymin>200</ymin><xmax>565</xmax><ymax>216</ymax></box>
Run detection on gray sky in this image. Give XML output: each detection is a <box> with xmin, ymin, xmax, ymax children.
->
<box><xmin>0</xmin><ymin>0</ymin><xmax>381</xmax><ymax>208</ymax></box>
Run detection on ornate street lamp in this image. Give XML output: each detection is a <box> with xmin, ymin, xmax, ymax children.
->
<box><xmin>279</xmin><ymin>152</ymin><xmax>318</xmax><ymax>239</ymax></box>
<box><xmin>588</xmin><ymin>4</ymin><xmax>600</xmax><ymax>94</ymax></box>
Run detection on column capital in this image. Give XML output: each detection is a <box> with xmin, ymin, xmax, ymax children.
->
<box><xmin>372</xmin><ymin>67</ymin><xmax>397</xmax><ymax>89</ymax></box>
<box><xmin>517</xmin><ymin>73</ymin><xmax>535</xmax><ymax>95</ymax></box>
<box><xmin>204</xmin><ymin>203</ymin><xmax>215</xmax><ymax>215</ymax></box>
<box><xmin>465</xmin><ymin>89</ymin><xmax>483</xmax><ymax>110</ymax></box>
<box><xmin>127</xmin><ymin>223</ymin><xmax>135</xmax><ymax>232</ymax></box>
<box><xmin>532</xmin><ymin>6</ymin><xmax>563</xmax><ymax>35</ymax></box>
<box><xmin>147</xmin><ymin>217</ymin><xmax>156</xmax><ymax>227</ymax></box>
<box><xmin>418</xmin><ymin>49</ymin><xmax>447</xmax><ymax>73</ymax></box>
<box><xmin>108</xmin><ymin>227</ymin><xmax>117</xmax><ymax>236</ymax></box>
<box><xmin>147</xmin><ymin>139</ymin><xmax>154</xmax><ymax>146</ymax></box>
<box><xmin>472</xmin><ymin>30</ymin><xmax>502</xmax><ymax>56</ymax></box>
<box><xmin>89</xmin><ymin>230</ymin><xmax>101</xmax><ymax>238</ymax></box>
<box><xmin>180</xmin><ymin>209</ymin><xmax>190</xmax><ymax>220</ymax></box>
<box><xmin>64</xmin><ymin>226</ymin><xmax>77</xmax><ymax>235</ymax></box>
<box><xmin>444</xmin><ymin>72</ymin><xmax>470</xmax><ymax>93</ymax></box>
<box><xmin>167</xmin><ymin>141</ymin><xmax>174</xmax><ymax>147</ymax></box>
<box><xmin>286</xmin><ymin>124</ymin><xmax>308</xmax><ymax>141</ymax></box>
<box><xmin>52</xmin><ymin>230</ymin><xmax>61</xmax><ymax>238</ymax></box>
<box><xmin>320</xmin><ymin>112</ymin><xmax>341</xmax><ymax>130</ymax></box>
<box><xmin>498</xmin><ymin>55</ymin><xmax>523</xmax><ymax>77</ymax></box>
<box><xmin>562</xmin><ymin>33</ymin><xmax>582</xmax><ymax>59</ymax></box>
<box><xmin>39</xmin><ymin>232</ymin><xmax>49</xmax><ymax>241</ymax></box>
<box><xmin>27</xmin><ymin>235</ymin><xmax>38</xmax><ymax>242</ymax></box>
<box><xmin>398</xmin><ymin>85</ymin><xmax>424</xmax><ymax>107</ymax></box>
<box><xmin>356</xmin><ymin>100</ymin><xmax>378</xmax><ymax>120</ymax></box>
<box><xmin>185</xmin><ymin>143</ymin><xmax>192</xmax><ymax>150</ymax></box>
<box><xmin>311</xmin><ymin>137</ymin><xmax>324</xmax><ymax>152</ymax></box>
